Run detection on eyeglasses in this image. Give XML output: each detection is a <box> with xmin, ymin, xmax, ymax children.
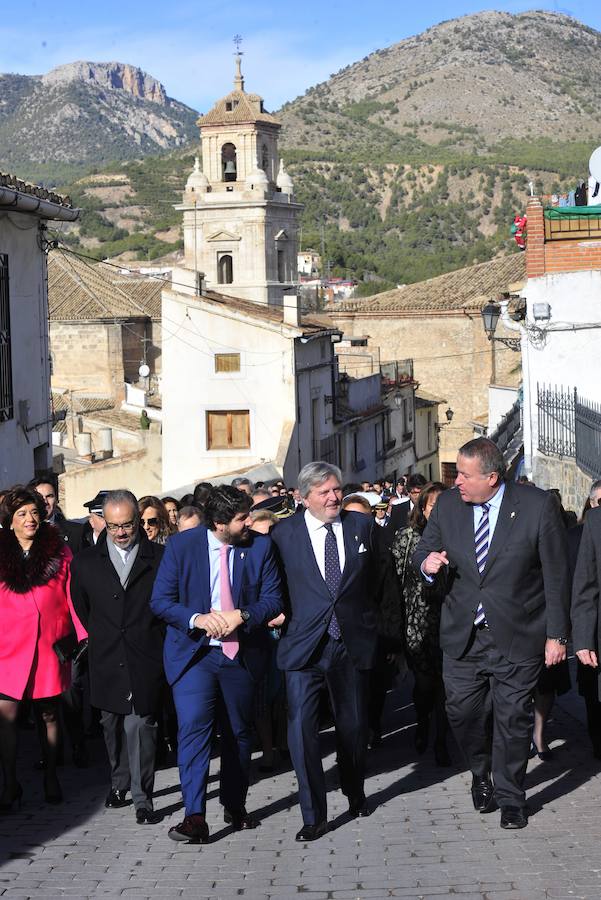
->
<box><xmin>106</xmin><ymin>521</ymin><xmax>136</xmax><ymax>533</ymax></box>
<box><xmin>142</xmin><ymin>517</ymin><xmax>159</xmax><ymax>527</ymax></box>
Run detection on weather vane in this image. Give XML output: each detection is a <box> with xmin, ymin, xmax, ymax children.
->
<box><xmin>233</xmin><ymin>34</ymin><xmax>243</xmax><ymax>56</ymax></box>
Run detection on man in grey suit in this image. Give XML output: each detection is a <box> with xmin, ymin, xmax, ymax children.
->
<box><xmin>413</xmin><ymin>438</ymin><xmax>570</xmax><ymax>829</ymax></box>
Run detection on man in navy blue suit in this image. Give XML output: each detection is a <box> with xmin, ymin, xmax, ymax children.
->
<box><xmin>272</xmin><ymin>462</ymin><xmax>378</xmax><ymax>841</ymax></box>
<box><xmin>150</xmin><ymin>485</ymin><xmax>282</xmax><ymax>843</ymax></box>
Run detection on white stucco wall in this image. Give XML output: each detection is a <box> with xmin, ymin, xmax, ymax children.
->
<box><xmin>522</xmin><ymin>269</ymin><xmax>601</xmax><ymax>474</ymax></box>
<box><xmin>161</xmin><ymin>286</ymin><xmax>300</xmax><ymax>490</ymax></box>
<box><xmin>0</xmin><ymin>214</ymin><xmax>52</xmax><ymax>486</ymax></box>
<box><xmin>488</xmin><ymin>385</ymin><xmax>519</xmax><ymax>434</ymax></box>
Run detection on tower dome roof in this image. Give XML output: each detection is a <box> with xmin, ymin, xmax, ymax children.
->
<box><xmin>185</xmin><ymin>157</ymin><xmax>209</xmax><ymax>193</ymax></box>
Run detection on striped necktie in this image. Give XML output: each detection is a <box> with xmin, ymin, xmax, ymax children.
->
<box><xmin>473</xmin><ymin>502</ymin><xmax>490</xmax><ymax>626</ymax></box>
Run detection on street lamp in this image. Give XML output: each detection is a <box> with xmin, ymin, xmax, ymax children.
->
<box><xmin>445</xmin><ymin>407</ymin><xmax>454</xmax><ymax>423</ymax></box>
<box><xmin>394</xmin><ymin>390</ymin><xmax>403</xmax><ymax>408</ymax></box>
<box><xmin>480</xmin><ymin>302</ymin><xmax>521</xmax><ymax>351</ymax></box>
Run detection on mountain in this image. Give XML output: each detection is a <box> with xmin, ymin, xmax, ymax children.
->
<box><xmin>278</xmin><ymin>10</ymin><xmax>601</xmax><ymax>155</ymax></box>
<box><xmin>17</xmin><ymin>11</ymin><xmax>601</xmax><ymax>287</ymax></box>
<box><xmin>0</xmin><ymin>61</ymin><xmax>199</xmax><ymax>181</ymax></box>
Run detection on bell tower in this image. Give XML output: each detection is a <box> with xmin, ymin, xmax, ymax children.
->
<box><xmin>177</xmin><ymin>48</ymin><xmax>301</xmax><ymax>307</ymax></box>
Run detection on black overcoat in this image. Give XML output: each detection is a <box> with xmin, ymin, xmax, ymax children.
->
<box><xmin>70</xmin><ymin>530</ymin><xmax>165</xmax><ymax>715</ymax></box>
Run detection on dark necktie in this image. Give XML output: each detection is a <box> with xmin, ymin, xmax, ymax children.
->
<box><xmin>324</xmin><ymin>523</ymin><xmax>342</xmax><ymax>640</ymax></box>
<box><xmin>473</xmin><ymin>502</ymin><xmax>490</xmax><ymax>626</ymax></box>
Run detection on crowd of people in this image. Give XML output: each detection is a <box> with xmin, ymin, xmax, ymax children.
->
<box><xmin>0</xmin><ymin>442</ymin><xmax>600</xmax><ymax>843</ymax></box>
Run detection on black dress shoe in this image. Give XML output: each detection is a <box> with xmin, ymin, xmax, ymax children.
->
<box><xmin>223</xmin><ymin>807</ymin><xmax>260</xmax><ymax>830</ymax></box>
<box><xmin>500</xmin><ymin>806</ymin><xmax>528</xmax><ymax>829</ymax></box>
<box><xmin>105</xmin><ymin>789</ymin><xmax>128</xmax><ymax>809</ymax></box>
<box><xmin>168</xmin><ymin>814</ymin><xmax>210</xmax><ymax>843</ymax></box>
<box><xmin>471</xmin><ymin>775</ymin><xmax>495</xmax><ymax>813</ymax></box>
<box><xmin>295</xmin><ymin>820</ymin><xmax>329</xmax><ymax>842</ymax></box>
<box><xmin>135</xmin><ymin>807</ymin><xmax>162</xmax><ymax>824</ymax></box>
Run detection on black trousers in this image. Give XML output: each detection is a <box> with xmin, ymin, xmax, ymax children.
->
<box><xmin>285</xmin><ymin>635</ymin><xmax>369</xmax><ymax>825</ymax></box>
<box><xmin>443</xmin><ymin>626</ymin><xmax>542</xmax><ymax>809</ymax></box>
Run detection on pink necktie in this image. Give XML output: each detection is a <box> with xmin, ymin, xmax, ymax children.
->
<box><xmin>219</xmin><ymin>543</ymin><xmax>239</xmax><ymax>660</ymax></box>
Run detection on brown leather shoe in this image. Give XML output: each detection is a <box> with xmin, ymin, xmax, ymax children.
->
<box><xmin>168</xmin><ymin>814</ymin><xmax>209</xmax><ymax>843</ymax></box>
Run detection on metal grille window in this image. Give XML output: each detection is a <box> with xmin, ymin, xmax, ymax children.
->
<box><xmin>0</xmin><ymin>255</ymin><xmax>13</xmax><ymax>423</ymax></box>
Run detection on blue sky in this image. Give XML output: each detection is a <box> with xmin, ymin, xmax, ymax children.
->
<box><xmin>3</xmin><ymin>0</ymin><xmax>601</xmax><ymax>111</ymax></box>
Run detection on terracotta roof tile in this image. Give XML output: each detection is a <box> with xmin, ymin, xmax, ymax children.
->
<box><xmin>198</xmin><ymin>90</ymin><xmax>280</xmax><ymax>127</ymax></box>
<box><xmin>48</xmin><ymin>252</ymin><xmax>162</xmax><ymax>321</ymax></box>
<box><xmin>335</xmin><ymin>254</ymin><xmax>526</xmax><ymax>315</ymax></box>
<box><xmin>0</xmin><ymin>171</ymin><xmax>73</xmax><ymax>207</ymax></box>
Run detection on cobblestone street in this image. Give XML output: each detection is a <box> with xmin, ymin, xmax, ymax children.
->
<box><xmin>1</xmin><ymin>668</ymin><xmax>600</xmax><ymax>900</ymax></box>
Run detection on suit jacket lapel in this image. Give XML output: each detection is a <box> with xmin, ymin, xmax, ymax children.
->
<box><xmin>338</xmin><ymin>511</ymin><xmax>357</xmax><ymax>595</ymax></box>
<box><xmin>481</xmin><ymin>484</ymin><xmax>519</xmax><ymax>580</ymax></box>
<box><xmin>457</xmin><ymin>496</ymin><xmax>481</xmax><ymax>580</ymax></box>
<box><xmin>232</xmin><ymin>545</ymin><xmax>247</xmax><ymax>607</ymax></box>
<box><xmin>196</xmin><ymin>529</ymin><xmax>212</xmax><ymax>613</ymax></box>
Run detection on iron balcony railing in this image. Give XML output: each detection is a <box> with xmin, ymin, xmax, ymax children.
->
<box><xmin>537</xmin><ymin>383</ymin><xmax>601</xmax><ymax>480</ymax></box>
<box><xmin>575</xmin><ymin>395</ymin><xmax>601</xmax><ymax>480</ymax></box>
<box><xmin>536</xmin><ymin>384</ymin><xmax>575</xmax><ymax>458</ymax></box>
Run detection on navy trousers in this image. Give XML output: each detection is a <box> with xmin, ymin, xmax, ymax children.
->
<box><xmin>171</xmin><ymin>647</ymin><xmax>256</xmax><ymax>816</ymax></box>
<box><xmin>285</xmin><ymin>635</ymin><xmax>369</xmax><ymax>826</ymax></box>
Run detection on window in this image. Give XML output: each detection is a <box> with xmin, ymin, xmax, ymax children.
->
<box><xmin>217</xmin><ymin>254</ymin><xmax>233</xmax><ymax>284</ymax></box>
<box><xmin>277</xmin><ymin>249</ymin><xmax>286</xmax><ymax>283</ymax></box>
<box><xmin>427</xmin><ymin>410</ymin><xmax>433</xmax><ymax>451</ymax></box>
<box><xmin>221</xmin><ymin>142</ymin><xmax>237</xmax><ymax>181</ymax></box>
<box><xmin>206</xmin><ymin>411</ymin><xmax>250</xmax><ymax>450</ymax></box>
<box><xmin>0</xmin><ymin>254</ymin><xmax>13</xmax><ymax>423</ymax></box>
<box><xmin>261</xmin><ymin>144</ymin><xmax>269</xmax><ymax>172</ymax></box>
<box><xmin>214</xmin><ymin>353</ymin><xmax>240</xmax><ymax>373</ymax></box>
<box><xmin>441</xmin><ymin>462</ymin><xmax>457</xmax><ymax>487</ymax></box>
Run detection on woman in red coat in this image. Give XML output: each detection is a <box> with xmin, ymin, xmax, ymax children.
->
<box><xmin>0</xmin><ymin>486</ymin><xmax>87</xmax><ymax>811</ymax></box>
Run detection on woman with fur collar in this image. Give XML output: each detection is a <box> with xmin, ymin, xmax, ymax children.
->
<box><xmin>0</xmin><ymin>486</ymin><xmax>87</xmax><ymax>811</ymax></box>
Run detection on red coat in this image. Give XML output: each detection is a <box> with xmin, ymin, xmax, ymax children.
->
<box><xmin>0</xmin><ymin>525</ymin><xmax>87</xmax><ymax>700</ymax></box>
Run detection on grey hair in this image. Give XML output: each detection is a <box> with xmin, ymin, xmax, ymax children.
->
<box><xmin>297</xmin><ymin>461</ymin><xmax>342</xmax><ymax>498</ymax></box>
<box><xmin>102</xmin><ymin>489</ymin><xmax>139</xmax><ymax>520</ymax></box>
<box><xmin>458</xmin><ymin>437</ymin><xmax>506</xmax><ymax>480</ymax></box>
<box><xmin>231</xmin><ymin>477</ymin><xmax>254</xmax><ymax>491</ymax></box>
<box><xmin>590</xmin><ymin>479</ymin><xmax>601</xmax><ymax>500</ymax></box>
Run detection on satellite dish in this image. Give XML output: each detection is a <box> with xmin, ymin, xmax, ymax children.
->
<box><xmin>589</xmin><ymin>146</ymin><xmax>601</xmax><ymax>182</ymax></box>
<box><xmin>138</xmin><ymin>363</ymin><xmax>150</xmax><ymax>378</ymax></box>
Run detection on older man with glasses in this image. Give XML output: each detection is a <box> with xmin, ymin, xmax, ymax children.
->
<box><xmin>70</xmin><ymin>490</ymin><xmax>166</xmax><ymax>825</ymax></box>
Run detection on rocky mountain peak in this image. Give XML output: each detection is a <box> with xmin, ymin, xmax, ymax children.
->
<box><xmin>41</xmin><ymin>61</ymin><xmax>167</xmax><ymax>105</ymax></box>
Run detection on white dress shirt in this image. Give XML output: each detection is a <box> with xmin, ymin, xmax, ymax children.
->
<box><xmin>304</xmin><ymin>509</ymin><xmax>346</xmax><ymax>578</ymax></box>
<box><xmin>113</xmin><ymin>541</ymin><xmax>137</xmax><ymax>565</ymax></box>
<box><xmin>189</xmin><ymin>529</ymin><xmax>235</xmax><ymax>646</ymax></box>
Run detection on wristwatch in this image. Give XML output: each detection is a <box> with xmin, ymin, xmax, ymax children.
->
<box><xmin>548</xmin><ymin>637</ymin><xmax>568</xmax><ymax>645</ymax></box>
<box><xmin>239</xmin><ymin>609</ymin><xmax>251</xmax><ymax>623</ymax></box>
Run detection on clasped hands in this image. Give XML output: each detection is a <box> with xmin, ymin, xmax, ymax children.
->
<box><xmin>193</xmin><ymin>610</ymin><xmax>242</xmax><ymax>639</ymax></box>
<box><xmin>576</xmin><ymin>648</ymin><xmax>598</xmax><ymax>668</ymax></box>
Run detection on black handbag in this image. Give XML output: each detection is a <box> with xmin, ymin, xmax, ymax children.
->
<box><xmin>53</xmin><ymin>633</ymin><xmax>88</xmax><ymax>665</ymax></box>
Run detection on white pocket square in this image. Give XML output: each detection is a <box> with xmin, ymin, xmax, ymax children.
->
<box><xmin>358</xmin><ymin>543</ymin><xmax>367</xmax><ymax>553</ymax></box>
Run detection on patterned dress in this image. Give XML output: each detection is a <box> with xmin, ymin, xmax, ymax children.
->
<box><xmin>391</xmin><ymin>526</ymin><xmax>444</xmax><ymax>677</ymax></box>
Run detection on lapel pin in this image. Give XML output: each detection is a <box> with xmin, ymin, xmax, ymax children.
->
<box><xmin>354</xmin><ymin>535</ymin><xmax>358</xmax><ymax>542</ymax></box>
<box><xmin>510</xmin><ymin>512</ymin><xmax>516</xmax><ymax>519</ymax></box>
<box><xmin>240</xmin><ymin>552</ymin><xmax>245</xmax><ymax>559</ymax></box>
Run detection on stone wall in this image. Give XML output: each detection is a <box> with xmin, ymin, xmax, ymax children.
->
<box><xmin>50</xmin><ymin>321</ymin><xmax>124</xmax><ymax>398</ymax></box>
<box><xmin>532</xmin><ymin>452</ymin><xmax>591</xmax><ymax>515</ymax></box>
